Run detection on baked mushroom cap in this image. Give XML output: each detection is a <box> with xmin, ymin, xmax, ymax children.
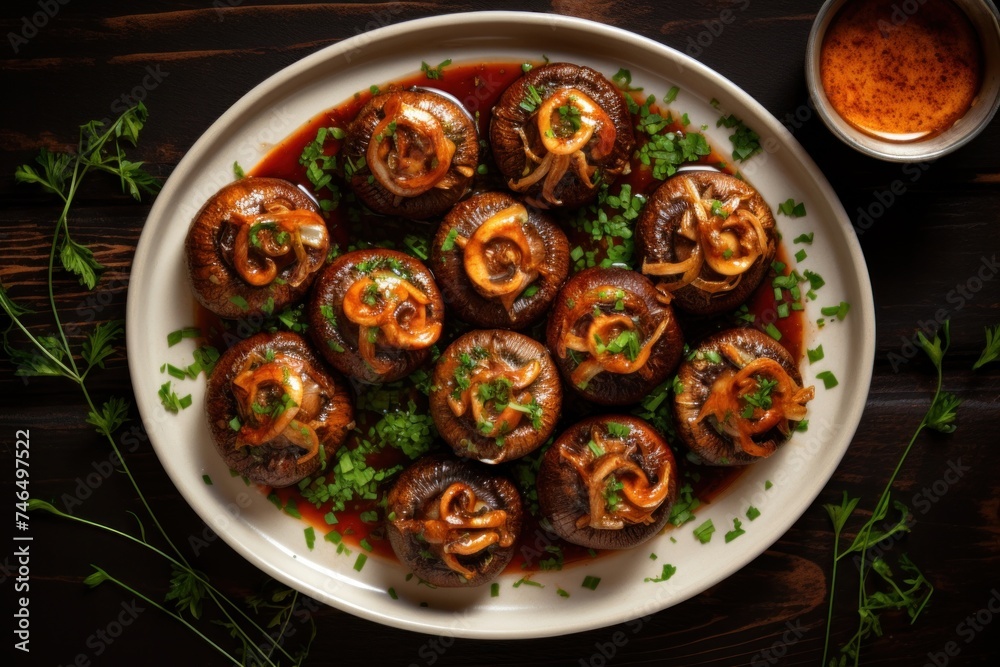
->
<box><xmin>635</xmin><ymin>170</ymin><xmax>777</xmax><ymax>315</ymax></box>
<box><xmin>546</xmin><ymin>267</ymin><xmax>684</xmax><ymax>405</ymax></box>
<box><xmin>185</xmin><ymin>177</ymin><xmax>330</xmax><ymax>319</ymax></box>
<box><xmin>429</xmin><ymin>191</ymin><xmax>570</xmax><ymax>329</ymax></box>
<box><xmin>308</xmin><ymin>249</ymin><xmax>444</xmax><ymax>384</ymax></box>
<box><xmin>430</xmin><ymin>329</ymin><xmax>562</xmax><ymax>464</ymax></box>
<box><xmin>386</xmin><ymin>455</ymin><xmax>523</xmax><ymax>587</ymax></box>
<box><xmin>537</xmin><ymin>415</ymin><xmax>677</xmax><ymax>550</ymax></box>
<box><xmin>490</xmin><ymin>62</ymin><xmax>635</xmax><ymax>209</ymax></box>
<box><xmin>344</xmin><ymin>89</ymin><xmax>478</xmax><ymax>219</ymax></box>
<box><xmin>205</xmin><ymin>331</ymin><xmax>354</xmax><ymax>487</ymax></box>
<box><xmin>673</xmin><ymin>328</ymin><xmax>814</xmax><ymax>465</ymax></box>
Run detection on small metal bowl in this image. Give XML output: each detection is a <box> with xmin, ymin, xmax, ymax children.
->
<box><xmin>806</xmin><ymin>0</ymin><xmax>1000</xmax><ymax>162</ymax></box>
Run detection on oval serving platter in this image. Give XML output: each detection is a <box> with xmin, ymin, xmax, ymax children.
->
<box><xmin>126</xmin><ymin>11</ymin><xmax>875</xmax><ymax>639</ymax></box>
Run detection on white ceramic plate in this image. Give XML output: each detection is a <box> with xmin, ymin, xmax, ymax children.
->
<box><xmin>127</xmin><ymin>11</ymin><xmax>874</xmax><ymax>638</ymax></box>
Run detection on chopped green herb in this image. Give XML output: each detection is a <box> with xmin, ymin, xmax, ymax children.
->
<box><xmin>611</xmin><ymin>67</ymin><xmax>641</xmax><ymax>91</ymax></box>
<box><xmin>644</xmin><ymin>563</ymin><xmax>677</xmax><ymax>583</ymax></box>
<box><xmin>158</xmin><ymin>382</ymin><xmax>192</xmax><ymax>414</ymax></box>
<box><xmin>717</xmin><ymin>113</ymin><xmax>761</xmax><ymax>161</ymax></box>
<box><xmin>490</xmin><ymin>583</ymin><xmax>500</xmax><ymax>597</ymax></box>
<box><xmin>764</xmin><ymin>322</ymin><xmax>783</xmax><ymax>341</ymax></box>
<box><xmin>817</xmin><ymin>370</ymin><xmax>839</xmax><ymax>389</ymax></box>
<box><xmin>803</xmin><ymin>270</ymin><xmax>826</xmax><ymax>291</ymax></box>
<box><xmin>795</xmin><ymin>249</ymin><xmax>807</xmax><ymax>262</ymax></box>
<box><xmin>807</xmin><ymin>345</ymin><xmax>825</xmax><ymax>364</ymax></box>
<box><xmin>440</xmin><ymin>227</ymin><xmax>460</xmax><ymax>252</ymax></box>
<box><xmin>746</xmin><ymin>506</ymin><xmax>761</xmax><ymax>521</ymax></box>
<box><xmin>821</xmin><ymin>301</ymin><xmax>851</xmax><ymax>321</ymax></box>
<box><xmin>556</xmin><ymin>587</ymin><xmax>570</xmax><ymax>598</ymax></box>
<box><xmin>724</xmin><ymin>518</ymin><xmax>745</xmax><ymax>543</ymax></box>
<box><xmin>664</xmin><ymin>85</ymin><xmax>680</xmax><ymax>104</ymax></box>
<box><xmin>520</xmin><ymin>84</ymin><xmax>544</xmax><ymax>113</ymax></box>
<box><xmin>778</xmin><ymin>198</ymin><xmax>807</xmax><ymax>217</ymax></box>
<box><xmin>765</xmin><ymin>480</ymin><xmax>773</xmax><ymax>490</ymax></box>
<box><xmin>167</xmin><ymin>327</ymin><xmax>200</xmax><ymax>347</ymax></box>
<box><xmin>202</xmin><ymin>474</ymin><xmax>213</xmax><ymax>485</ymax></box>
<box><xmin>420</xmin><ymin>58</ymin><xmax>452</xmax><ymax>79</ymax></box>
<box><xmin>388</xmin><ymin>587</ymin><xmax>398</xmax><ymax>600</ymax></box>
<box><xmin>581</xmin><ymin>575</ymin><xmax>601</xmax><ymax>590</ymax></box>
<box><xmin>353</xmin><ymin>553</ymin><xmax>368</xmax><ymax>572</ymax></box>
<box><xmin>693</xmin><ymin>519</ymin><xmax>715</xmax><ymax>544</ymax></box>
<box><xmin>793</xmin><ymin>232</ymin><xmax>814</xmax><ymax>244</ymax></box>
<box><xmin>973</xmin><ymin>324</ymin><xmax>1000</xmax><ymax>370</ymax></box>
<box><xmin>606</xmin><ymin>421</ymin><xmax>630</xmax><ymax>438</ymax></box>
<box><xmin>228</xmin><ymin>295</ymin><xmax>249</xmax><ymax>312</ymax></box>
<box><xmin>304</xmin><ymin>527</ymin><xmax>316</xmax><ymax>550</ymax></box>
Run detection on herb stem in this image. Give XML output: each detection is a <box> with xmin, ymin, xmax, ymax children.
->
<box><xmin>98</xmin><ymin>570</ymin><xmax>246</xmax><ymax>666</ymax></box>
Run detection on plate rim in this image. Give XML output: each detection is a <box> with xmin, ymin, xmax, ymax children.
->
<box><xmin>126</xmin><ymin>9</ymin><xmax>875</xmax><ymax>639</ymax></box>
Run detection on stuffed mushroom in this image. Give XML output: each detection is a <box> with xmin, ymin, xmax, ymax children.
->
<box><xmin>308</xmin><ymin>249</ymin><xmax>444</xmax><ymax>384</ymax></box>
<box><xmin>430</xmin><ymin>329</ymin><xmax>561</xmax><ymax>464</ymax></box>
<box><xmin>205</xmin><ymin>332</ymin><xmax>354</xmax><ymax>487</ymax></box>
<box><xmin>343</xmin><ymin>89</ymin><xmax>478</xmax><ymax>219</ymax></box>
<box><xmin>185</xmin><ymin>177</ymin><xmax>330</xmax><ymax>319</ymax></box>
<box><xmin>429</xmin><ymin>191</ymin><xmax>569</xmax><ymax>329</ymax></box>
<box><xmin>537</xmin><ymin>415</ymin><xmax>677</xmax><ymax>550</ymax></box>
<box><xmin>546</xmin><ymin>267</ymin><xmax>684</xmax><ymax>405</ymax></box>
<box><xmin>635</xmin><ymin>170</ymin><xmax>777</xmax><ymax>315</ymax></box>
<box><xmin>386</xmin><ymin>455</ymin><xmax>523</xmax><ymax>587</ymax></box>
<box><xmin>673</xmin><ymin>328</ymin><xmax>814</xmax><ymax>465</ymax></box>
<box><xmin>490</xmin><ymin>62</ymin><xmax>635</xmax><ymax>209</ymax></box>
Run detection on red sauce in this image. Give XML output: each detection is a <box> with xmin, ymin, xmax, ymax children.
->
<box><xmin>201</xmin><ymin>61</ymin><xmax>806</xmax><ymax>571</ymax></box>
<box><xmin>820</xmin><ymin>0</ymin><xmax>982</xmax><ymax>141</ymax></box>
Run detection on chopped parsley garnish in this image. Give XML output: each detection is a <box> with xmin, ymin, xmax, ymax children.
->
<box><xmin>644</xmin><ymin>563</ymin><xmax>677</xmax><ymax>583</ymax></box>
<box><xmin>606</xmin><ymin>421</ymin><xmax>630</xmax><ymax>438</ymax></box>
<box><xmin>807</xmin><ymin>345</ymin><xmax>825</xmax><ymax>364</ymax></box>
<box><xmin>202</xmin><ymin>474</ymin><xmax>213</xmax><ymax>485</ymax></box>
<box><xmin>420</xmin><ymin>58</ymin><xmax>452</xmax><ymax>79</ymax></box>
<box><xmin>596</xmin><ymin>329</ymin><xmax>641</xmax><ymax>361</ymax></box>
<box><xmin>765</xmin><ymin>480</ymin><xmax>773</xmax><ymax>490</ymax></box>
<box><xmin>669</xmin><ymin>483</ymin><xmax>701</xmax><ymax>526</ymax></box>
<box><xmin>724</xmin><ymin>518</ymin><xmax>745</xmax><ymax>543</ymax></box>
<box><xmin>693</xmin><ymin>518</ymin><xmax>716</xmax><ymax>544</ymax></box>
<box><xmin>741</xmin><ymin>377</ymin><xmax>778</xmax><ymax>418</ymax></box>
<box><xmin>611</xmin><ymin>67</ymin><xmax>641</xmax><ymax>91</ymax></box>
<box><xmin>299</xmin><ymin>126</ymin><xmax>345</xmax><ymax>212</ymax></box>
<box><xmin>166</xmin><ymin>326</ymin><xmax>200</xmax><ymax>347</ymax></box>
<box><xmin>795</xmin><ymin>249</ymin><xmax>807</xmax><ymax>262</ymax></box>
<box><xmin>778</xmin><ymin>198</ymin><xmax>807</xmax><ymax>217</ymax></box>
<box><xmin>508</xmin><ymin>397</ymin><xmax>544</xmax><ymax>430</ymax></box>
<box><xmin>520</xmin><ymin>84</ymin><xmax>544</xmax><ymax>113</ymax></box>
<box><xmin>746</xmin><ymin>506</ymin><xmax>761</xmax><ymax>521</ymax></box>
<box><xmin>793</xmin><ymin>232</ymin><xmax>814</xmax><ymax>244</ymax></box>
<box><xmin>581</xmin><ymin>575</ymin><xmax>601</xmax><ymax>590</ymax></box>
<box><xmin>440</xmin><ymin>228</ymin><xmax>459</xmax><ymax>252</ymax></box>
<box><xmin>817</xmin><ymin>370</ymin><xmax>839</xmax><ymax>389</ymax></box>
<box><xmin>803</xmin><ymin>270</ymin><xmax>826</xmax><ymax>291</ymax></box>
<box><xmin>603</xmin><ymin>475</ymin><xmax>625</xmax><ymax>512</ymax></box>
<box><xmin>710</xmin><ymin>199</ymin><xmax>729</xmax><ymax>219</ymax></box>
<box><xmin>716</xmin><ymin>113</ymin><xmax>761</xmax><ymax>161</ymax></box>
<box><xmin>821</xmin><ymin>301</ymin><xmax>851</xmax><ymax>321</ymax></box>
<box><xmin>158</xmin><ymin>381</ymin><xmax>192</xmax><ymax>413</ymax></box>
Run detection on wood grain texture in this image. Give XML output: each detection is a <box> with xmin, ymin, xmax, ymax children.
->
<box><xmin>1</xmin><ymin>1</ymin><xmax>998</xmax><ymax>666</ymax></box>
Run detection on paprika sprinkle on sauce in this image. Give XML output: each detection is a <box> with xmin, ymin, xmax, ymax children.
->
<box><xmin>820</xmin><ymin>0</ymin><xmax>983</xmax><ymax>142</ymax></box>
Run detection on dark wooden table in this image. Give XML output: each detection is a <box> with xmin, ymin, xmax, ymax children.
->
<box><xmin>2</xmin><ymin>1</ymin><xmax>998</xmax><ymax>665</ymax></box>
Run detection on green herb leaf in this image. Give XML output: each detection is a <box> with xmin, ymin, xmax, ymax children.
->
<box><xmin>644</xmin><ymin>563</ymin><xmax>677</xmax><ymax>583</ymax></box>
<box><xmin>86</xmin><ymin>396</ymin><xmax>130</xmax><ymax>437</ymax></box>
<box><xmin>972</xmin><ymin>324</ymin><xmax>1000</xmax><ymax>370</ymax></box>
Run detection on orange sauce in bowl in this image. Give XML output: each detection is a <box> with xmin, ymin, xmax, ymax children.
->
<box><xmin>820</xmin><ymin>0</ymin><xmax>982</xmax><ymax>141</ymax></box>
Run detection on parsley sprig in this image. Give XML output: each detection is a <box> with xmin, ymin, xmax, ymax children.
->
<box><xmin>5</xmin><ymin>107</ymin><xmax>311</xmax><ymax>666</ymax></box>
<box><xmin>822</xmin><ymin>321</ymin><xmax>960</xmax><ymax>666</ymax></box>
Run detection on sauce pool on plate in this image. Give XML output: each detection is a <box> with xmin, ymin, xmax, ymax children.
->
<box><xmin>820</xmin><ymin>0</ymin><xmax>983</xmax><ymax>141</ymax></box>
